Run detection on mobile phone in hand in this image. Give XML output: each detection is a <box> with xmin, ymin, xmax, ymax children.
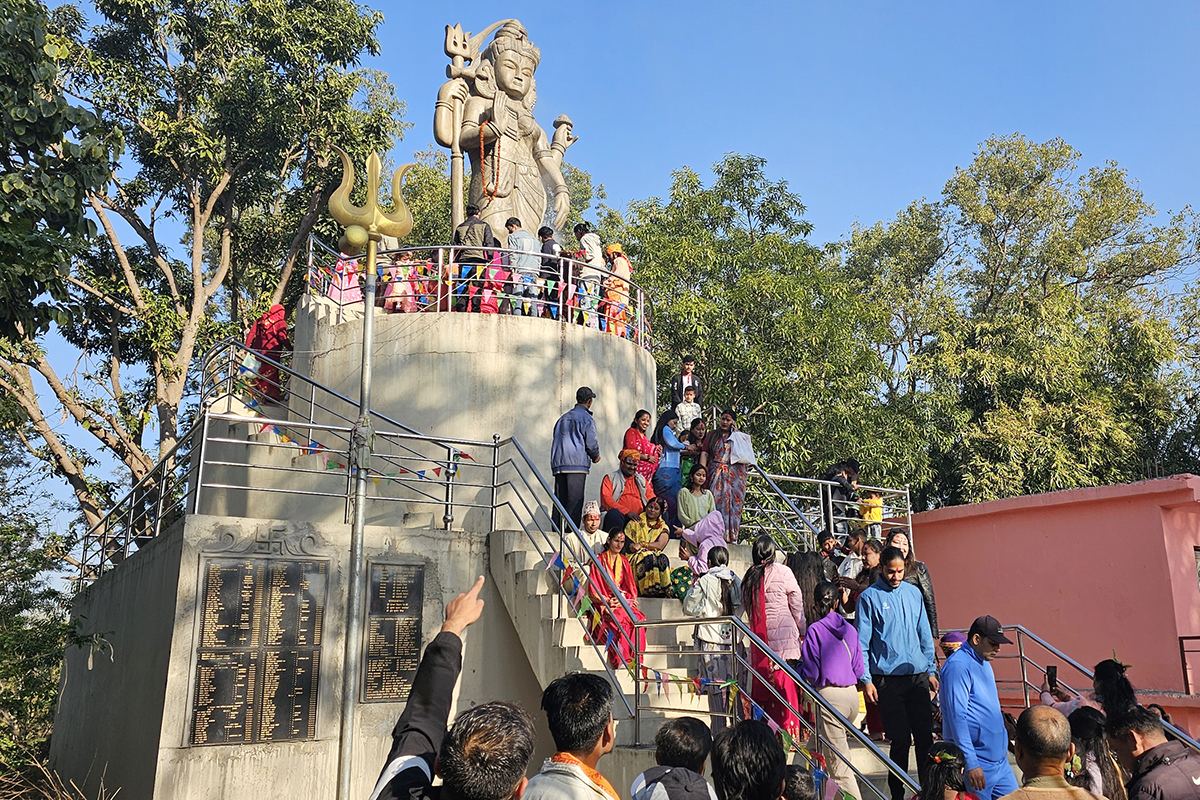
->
<box><xmin>1046</xmin><ymin>665</ymin><xmax>1058</xmax><ymax>693</ymax></box>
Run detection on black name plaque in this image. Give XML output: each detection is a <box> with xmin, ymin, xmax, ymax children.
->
<box><xmin>362</xmin><ymin>562</ymin><xmax>424</xmax><ymax>702</ymax></box>
<box><xmin>191</xmin><ymin>557</ymin><xmax>327</xmax><ymax>745</ymax></box>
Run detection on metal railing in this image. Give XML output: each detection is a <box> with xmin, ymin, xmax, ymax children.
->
<box><xmin>740</xmin><ymin>465</ymin><xmax>822</xmax><ymax>551</ymax></box>
<box><xmin>743</xmin><ymin>472</ymin><xmax>913</xmax><ymax>547</ymax></box>
<box><xmin>306</xmin><ymin>237</ymin><xmax>653</xmax><ymax>349</ymax></box>
<box><xmin>630</xmin><ymin>615</ymin><xmax>918</xmax><ymax>800</ymax></box>
<box><xmin>943</xmin><ymin>624</ymin><xmax>1200</xmax><ymax>753</ymax></box>
<box><xmin>73</xmin><ymin>335</ymin><xmax>908</xmax><ymax>791</ymax></box>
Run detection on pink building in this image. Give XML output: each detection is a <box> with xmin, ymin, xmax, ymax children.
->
<box><xmin>911</xmin><ymin>474</ymin><xmax>1200</xmax><ymax>733</ymax></box>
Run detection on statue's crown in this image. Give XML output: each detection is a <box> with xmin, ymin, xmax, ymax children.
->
<box><xmin>485</xmin><ymin>20</ymin><xmax>541</xmax><ymax>67</ymax></box>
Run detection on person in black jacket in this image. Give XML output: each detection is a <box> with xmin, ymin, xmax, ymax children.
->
<box><xmin>1107</xmin><ymin>705</ymin><xmax>1200</xmax><ymax>800</ymax></box>
<box><xmin>370</xmin><ymin>576</ymin><xmax>537</xmax><ymax>800</ymax></box>
<box><xmin>884</xmin><ymin>528</ymin><xmax>938</xmax><ymax>640</ymax></box>
<box><xmin>820</xmin><ymin>460</ymin><xmax>859</xmax><ymax>538</ymax></box>
<box><xmin>670</xmin><ymin>356</ymin><xmax>705</xmax><ymax>407</ymax></box>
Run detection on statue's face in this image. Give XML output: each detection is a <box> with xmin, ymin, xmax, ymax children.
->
<box><xmin>495</xmin><ymin>52</ymin><xmax>535</xmax><ymax>99</ymax></box>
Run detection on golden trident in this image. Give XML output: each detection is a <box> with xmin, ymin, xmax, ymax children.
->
<box><xmin>328</xmin><ymin>145</ymin><xmax>415</xmax><ymax>800</ymax></box>
<box><xmin>327</xmin><ymin>146</ymin><xmax>415</xmax><ymax>269</ymax></box>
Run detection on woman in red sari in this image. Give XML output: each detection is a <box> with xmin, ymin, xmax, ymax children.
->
<box><xmin>588</xmin><ymin>529</ymin><xmax>647</xmax><ymax>669</ymax></box>
<box><xmin>741</xmin><ymin>534</ymin><xmax>805</xmax><ymax>742</ymax></box>
<box><xmin>622</xmin><ymin>409</ymin><xmax>661</xmax><ymax>484</ymax></box>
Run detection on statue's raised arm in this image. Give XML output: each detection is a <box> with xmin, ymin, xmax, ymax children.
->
<box><xmin>434</xmin><ymin>20</ymin><xmax>576</xmax><ymax>232</ymax></box>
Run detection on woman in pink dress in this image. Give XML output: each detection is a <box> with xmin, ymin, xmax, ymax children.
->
<box><xmin>623</xmin><ymin>409</ymin><xmax>661</xmax><ymax>484</ymax></box>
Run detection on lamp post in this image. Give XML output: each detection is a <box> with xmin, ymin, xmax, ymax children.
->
<box><xmin>327</xmin><ymin>147</ymin><xmax>413</xmax><ymax>800</ymax></box>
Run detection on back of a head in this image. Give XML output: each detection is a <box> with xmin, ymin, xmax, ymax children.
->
<box><xmin>1069</xmin><ymin>706</ymin><xmax>1107</xmax><ymax>743</ymax></box>
<box><xmin>752</xmin><ymin>535</ymin><xmax>776</xmax><ymax>566</ymax></box>
<box><xmin>708</xmin><ymin>546</ymin><xmax>729</xmax><ymax>570</ymax></box>
<box><xmin>1016</xmin><ymin>706</ymin><xmax>1072</xmax><ymax>762</ymax></box>
<box><xmin>1093</xmin><ymin>658</ymin><xmax>1138</xmax><ymax>719</ymax></box>
<box><xmin>711</xmin><ymin>721</ymin><xmax>786</xmax><ymax>800</ymax></box>
<box><xmin>541</xmin><ymin>673</ymin><xmax>613</xmax><ymax>753</ymax></box>
<box><xmin>782</xmin><ymin>765</ymin><xmax>815</xmax><ymax>800</ymax></box>
<box><xmin>440</xmin><ymin>701</ymin><xmax>536</xmax><ymax>800</ymax></box>
<box><xmin>538</xmin><ymin>225</ymin><xmax>554</xmax><ymax>239</ymax></box>
<box><xmin>812</xmin><ymin>580</ymin><xmax>838</xmax><ymax>621</ymax></box>
<box><xmin>505</xmin><ymin>216</ymin><xmax>521</xmax><ymax>229</ymax></box>
<box><xmin>1105</xmin><ymin>704</ymin><xmax>1166</xmax><ymax>742</ymax></box>
<box><xmin>921</xmin><ymin>742</ymin><xmax>967</xmax><ymax>800</ymax></box>
<box><xmin>655</xmin><ymin>717</ymin><xmax>713</xmax><ymax>773</ymax></box>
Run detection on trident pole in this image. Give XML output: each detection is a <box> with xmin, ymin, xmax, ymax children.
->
<box><xmin>336</xmin><ymin>234</ymin><xmax>377</xmax><ymax>800</ymax></box>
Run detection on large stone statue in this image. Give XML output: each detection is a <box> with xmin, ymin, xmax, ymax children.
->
<box><xmin>435</xmin><ymin>20</ymin><xmax>576</xmax><ymax>233</ymax></box>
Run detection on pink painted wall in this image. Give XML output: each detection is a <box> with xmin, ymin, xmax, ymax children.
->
<box><xmin>911</xmin><ymin>475</ymin><xmax>1200</xmax><ymax>733</ymax></box>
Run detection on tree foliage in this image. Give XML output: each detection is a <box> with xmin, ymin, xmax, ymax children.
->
<box><xmin>0</xmin><ymin>0</ymin><xmax>407</xmax><ymax>527</ymax></box>
<box><xmin>0</xmin><ymin>0</ymin><xmax>118</xmax><ymax>341</ymax></box>
<box><xmin>608</xmin><ymin>139</ymin><xmax>1200</xmax><ymax>507</ymax></box>
<box><xmin>0</xmin><ymin>432</ymin><xmax>72</xmax><ymax>765</ymax></box>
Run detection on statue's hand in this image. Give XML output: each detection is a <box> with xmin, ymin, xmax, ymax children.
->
<box><xmin>552</xmin><ymin>115</ymin><xmax>578</xmax><ymax>151</ymax></box>
<box><xmin>438</xmin><ymin>78</ymin><xmax>470</xmax><ymax>106</ymax></box>
<box><xmin>552</xmin><ymin>189</ymin><xmax>571</xmax><ymax>229</ymax></box>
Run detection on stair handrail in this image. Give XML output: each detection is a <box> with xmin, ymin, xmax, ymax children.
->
<box><xmin>630</xmin><ymin>614</ymin><xmax>920</xmax><ymax>798</ymax></box>
<box><xmin>732</xmin><ymin>616</ymin><xmax>920</xmax><ymax>796</ymax></box>
<box><xmin>499</xmin><ymin>436</ymin><xmax>644</xmax><ymax>679</ymax></box>
<box><xmin>1001</xmin><ymin>625</ymin><xmax>1200</xmax><ymax>753</ymax></box>
<box><xmin>748</xmin><ymin>463</ymin><xmax>821</xmax><ymax>551</ymax></box>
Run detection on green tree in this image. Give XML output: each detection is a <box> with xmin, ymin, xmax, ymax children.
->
<box><xmin>841</xmin><ymin>134</ymin><xmax>1200</xmax><ymax>506</ymax></box>
<box><xmin>612</xmin><ymin>153</ymin><xmax>916</xmax><ymax>483</ymax></box>
<box><xmin>0</xmin><ymin>0</ymin><xmax>406</xmax><ymax>527</ymax></box>
<box><xmin>0</xmin><ymin>0</ymin><xmax>118</xmax><ymax>341</ymax></box>
<box><xmin>0</xmin><ymin>430</ymin><xmax>72</xmax><ymax>764</ymax></box>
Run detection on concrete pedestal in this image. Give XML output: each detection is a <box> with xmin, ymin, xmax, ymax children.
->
<box><xmin>291</xmin><ymin>296</ymin><xmax>659</xmax><ymax>530</ymax></box>
<box><xmin>49</xmin><ymin>515</ymin><xmax>552</xmax><ymax>800</ymax></box>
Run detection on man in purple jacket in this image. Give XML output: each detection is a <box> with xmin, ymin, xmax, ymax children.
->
<box><xmin>799</xmin><ymin>580</ymin><xmax>865</xmax><ymax>800</ymax></box>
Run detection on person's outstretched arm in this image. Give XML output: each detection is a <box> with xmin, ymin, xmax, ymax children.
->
<box><xmin>370</xmin><ymin>577</ymin><xmax>486</xmax><ymax>800</ymax></box>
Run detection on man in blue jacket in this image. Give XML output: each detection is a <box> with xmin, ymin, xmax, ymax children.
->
<box><xmin>940</xmin><ymin>616</ymin><xmax>1018</xmax><ymax>799</ymax></box>
<box><xmin>551</xmin><ymin>386</ymin><xmax>602</xmax><ymax>529</ymax></box>
<box><xmin>857</xmin><ymin>546</ymin><xmax>938</xmax><ymax>800</ymax></box>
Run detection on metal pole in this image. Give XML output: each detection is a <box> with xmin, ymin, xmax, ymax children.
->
<box><xmin>1017</xmin><ymin>629</ymin><xmax>1030</xmax><ymax>708</ymax></box>
<box><xmin>443</xmin><ymin>446</ymin><xmax>455</xmax><ymax>531</ymax></box>
<box><xmin>193</xmin><ymin>413</ymin><xmax>210</xmax><ymax>515</ymax></box>
<box><xmin>634</xmin><ymin>641</ymin><xmax>642</xmax><ymax>745</ymax></box>
<box><xmin>336</xmin><ymin>236</ymin><xmax>377</xmax><ymax>800</ymax></box>
<box><xmin>490</xmin><ymin>434</ymin><xmax>500</xmax><ymax>533</ymax></box>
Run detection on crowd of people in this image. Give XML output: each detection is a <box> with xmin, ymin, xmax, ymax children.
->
<box><xmin>373</xmin><ymin>574</ymin><xmax>1199</xmax><ymax>800</ymax></box>
<box><xmin>324</xmin><ymin>209</ymin><xmax>644</xmax><ymax>341</ymax></box>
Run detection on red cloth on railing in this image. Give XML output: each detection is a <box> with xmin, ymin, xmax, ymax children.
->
<box><xmin>244</xmin><ymin>304</ymin><xmax>290</xmax><ymax>401</ymax></box>
<box><xmin>588</xmin><ymin>551</ymin><xmax>646</xmax><ymax>669</ymax></box>
<box><xmin>749</xmin><ymin>579</ymin><xmax>803</xmax><ymax>739</ymax></box>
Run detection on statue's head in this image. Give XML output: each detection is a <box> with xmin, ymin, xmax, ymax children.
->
<box><xmin>476</xmin><ymin>21</ymin><xmax>540</xmax><ymax>104</ymax></box>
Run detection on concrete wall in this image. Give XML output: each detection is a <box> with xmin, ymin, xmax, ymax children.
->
<box><xmin>51</xmin><ymin>515</ymin><xmax>552</xmax><ymax>800</ymax></box>
<box><xmin>911</xmin><ymin>475</ymin><xmax>1200</xmax><ymax>733</ymax></box>
<box><xmin>292</xmin><ymin>295</ymin><xmax>658</xmax><ymax>527</ymax></box>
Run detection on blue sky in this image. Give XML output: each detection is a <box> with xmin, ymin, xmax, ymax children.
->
<box><xmin>371</xmin><ymin>1</ymin><xmax>1200</xmax><ymax>242</ymax></box>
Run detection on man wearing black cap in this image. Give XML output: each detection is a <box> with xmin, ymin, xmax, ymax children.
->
<box><xmin>939</xmin><ymin>616</ymin><xmax>1018</xmax><ymax>800</ymax></box>
<box><xmin>551</xmin><ymin>386</ymin><xmax>602</xmax><ymax>529</ymax></box>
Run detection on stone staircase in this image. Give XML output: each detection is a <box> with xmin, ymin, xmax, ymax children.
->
<box><xmin>488</xmin><ymin>528</ymin><xmax>924</xmax><ymax>799</ymax></box>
